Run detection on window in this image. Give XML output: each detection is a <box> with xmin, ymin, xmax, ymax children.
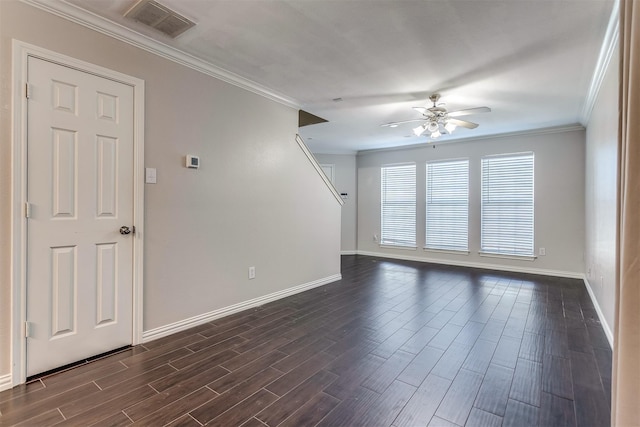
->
<box><xmin>481</xmin><ymin>152</ymin><xmax>534</xmax><ymax>256</ymax></box>
<box><xmin>426</xmin><ymin>159</ymin><xmax>469</xmax><ymax>251</ymax></box>
<box><xmin>381</xmin><ymin>164</ymin><xmax>416</xmax><ymax>247</ymax></box>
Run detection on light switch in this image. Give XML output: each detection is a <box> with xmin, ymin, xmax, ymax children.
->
<box><xmin>145</xmin><ymin>167</ymin><xmax>157</xmax><ymax>184</ymax></box>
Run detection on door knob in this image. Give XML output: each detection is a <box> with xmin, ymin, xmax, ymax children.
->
<box><xmin>119</xmin><ymin>226</ymin><xmax>133</xmax><ymax>235</ymax></box>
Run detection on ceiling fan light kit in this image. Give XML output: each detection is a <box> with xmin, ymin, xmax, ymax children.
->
<box><xmin>382</xmin><ymin>93</ymin><xmax>490</xmax><ymax>140</ymax></box>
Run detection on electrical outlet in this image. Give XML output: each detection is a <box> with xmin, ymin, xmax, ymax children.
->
<box><xmin>248</xmin><ymin>266</ymin><xmax>256</xmax><ymax>279</ymax></box>
<box><xmin>539</xmin><ymin>247</ymin><xmax>546</xmax><ymax>256</ymax></box>
<box><xmin>373</xmin><ymin>234</ymin><xmax>378</xmax><ymax>242</ymax></box>
<box><xmin>587</xmin><ymin>267</ymin><xmax>592</xmax><ymax>277</ymax></box>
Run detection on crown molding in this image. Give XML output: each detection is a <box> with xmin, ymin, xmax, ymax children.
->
<box><xmin>580</xmin><ymin>0</ymin><xmax>619</xmax><ymax>125</ymax></box>
<box><xmin>357</xmin><ymin>124</ymin><xmax>586</xmax><ymax>155</ymax></box>
<box><xmin>308</xmin><ymin>149</ymin><xmax>359</xmax><ymax>156</ymax></box>
<box><xmin>21</xmin><ymin>0</ymin><xmax>300</xmax><ymax>110</ymax></box>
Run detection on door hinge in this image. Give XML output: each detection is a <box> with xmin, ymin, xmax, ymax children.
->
<box><xmin>24</xmin><ymin>321</ymin><xmax>33</xmax><ymax>338</ymax></box>
<box><xmin>132</xmin><ymin>225</ymin><xmax>136</xmax><ymax>234</ymax></box>
<box><xmin>25</xmin><ymin>82</ymin><xmax>31</xmax><ymax>99</ymax></box>
<box><xmin>24</xmin><ymin>202</ymin><xmax>31</xmax><ymax>218</ymax></box>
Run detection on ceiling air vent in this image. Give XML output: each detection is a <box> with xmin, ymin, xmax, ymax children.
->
<box><xmin>124</xmin><ymin>0</ymin><xmax>195</xmax><ymax>38</ymax></box>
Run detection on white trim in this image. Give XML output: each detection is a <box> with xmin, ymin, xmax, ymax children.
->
<box><xmin>357</xmin><ymin>125</ymin><xmax>586</xmax><ymax>155</ymax></box>
<box><xmin>379</xmin><ymin>244</ymin><xmax>418</xmax><ymax>251</ymax></box>
<box><xmin>582</xmin><ymin>277</ymin><xmax>614</xmax><ymax>348</ymax></box>
<box><xmin>21</xmin><ymin>0</ymin><xmax>299</xmax><ymax>110</ymax></box>
<box><xmin>355</xmin><ymin>250</ymin><xmax>583</xmax><ymax>279</ymax></box>
<box><xmin>340</xmin><ymin>250</ymin><xmax>358</xmax><ymax>255</ymax></box>
<box><xmin>142</xmin><ymin>274</ymin><xmax>342</xmax><ymax>343</ymax></box>
<box><xmin>424</xmin><ymin>248</ymin><xmax>470</xmax><ymax>256</ymax></box>
<box><xmin>10</xmin><ymin>40</ymin><xmax>145</xmax><ymax>386</ymax></box>
<box><xmin>296</xmin><ymin>135</ymin><xmax>344</xmax><ymax>206</ymax></box>
<box><xmin>10</xmin><ymin>39</ymin><xmax>29</xmax><ymax>389</ymax></box>
<box><xmin>309</xmin><ymin>149</ymin><xmax>358</xmax><ymax>156</ymax></box>
<box><xmin>0</xmin><ymin>374</ymin><xmax>12</xmax><ymax>393</ymax></box>
<box><xmin>381</xmin><ymin>161</ymin><xmax>417</xmax><ymax>168</ymax></box>
<box><xmin>580</xmin><ymin>0</ymin><xmax>620</xmax><ymax>125</ymax></box>
<box><xmin>478</xmin><ymin>251</ymin><xmax>537</xmax><ymax>262</ymax></box>
<box><xmin>319</xmin><ymin>164</ymin><xmax>335</xmax><ymax>185</ymax></box>
<box><xmin>132</xmin><ymin>70</ymin><xmax>145</xmax><ymax>347</ymax></box>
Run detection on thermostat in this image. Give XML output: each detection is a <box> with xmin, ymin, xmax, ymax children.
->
<box><xmin>186</xmin><ymin>155</ymin><xmax>200</xmax><ymax>169</ymax></box>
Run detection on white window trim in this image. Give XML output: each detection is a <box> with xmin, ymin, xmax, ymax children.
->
<box><xmin>479</xmin><ymin>251</ymin><xmax>537</xmax><ymax>261</ymax></box>
<box><xmin>380</xmin><ymin>244</ymin><xmax>418</xmax><ymax>251</ymax></box>
<box><xmin>424</xmin><ymin>248</ymin><xmax>470</xmax><ymax>256</ymax></box>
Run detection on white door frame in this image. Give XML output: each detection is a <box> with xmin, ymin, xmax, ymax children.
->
<box><xmin>10</xmin><ymin>40</ymin><xmax>145</xmax><ymax>386</ymax></box>
<box><xmin>319</xmin><ymin>164</ymin><xmax>335</xmax><ymax>185</ymax></box>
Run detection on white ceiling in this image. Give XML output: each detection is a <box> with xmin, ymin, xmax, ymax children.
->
<box><xmin>59</xmin><ymin>0</ymin><xmax>614</xmax><ymax>153</ymax></box>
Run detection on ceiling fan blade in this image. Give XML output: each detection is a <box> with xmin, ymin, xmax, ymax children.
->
<box><xmin>381</xmin><ymin>119</ymin><xmax>427</xmax><ymax>127</ymax></box>
<box><xmin>412</xmin><ymin>107</ymin><xmax>435</xmax><ymax>115</ymax></box>
<box><xmin>448</xmin><ymin>106</ymin><xmax>491</xmax><ymax>117</ymax></box>
<box><xmin>448</xmin><ymin>118</ymin><xmax>479</xmax><ymax>129</ymax></box>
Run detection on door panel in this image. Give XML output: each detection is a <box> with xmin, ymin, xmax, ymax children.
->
<box><xmin>51</xmin><ymin>128</ymin><xmax>77</xmax><ymax>218</ymax></box>
<box><xmin>96</xmin><ymin>243</ymin><xmax>117</xmax><ymax>325</ymax></box>
<box><xmin>97</xmin><ymin>136</ymin><xmax>118</xmax><ymax>217</ymax></box>
<box><xmin>50</xmin><ymin>246</ymin><xmax>76</xmax><ymax>337</ymax></box>
<box><xmin>26</xmin><ymin>56</ymin><xmax>134</xmax><ymax>376</ymax></box>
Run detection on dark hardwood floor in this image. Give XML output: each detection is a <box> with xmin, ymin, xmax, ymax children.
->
<box><xmin>0</xmin><ymin>255</ymin><xmax>612</xmax><ymax>426</ymax></box>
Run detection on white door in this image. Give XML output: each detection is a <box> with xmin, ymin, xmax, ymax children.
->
<box><xmin>26</xmin><ymin>57</ymin><xmax>135</xmax><ymax>376</ymax></box>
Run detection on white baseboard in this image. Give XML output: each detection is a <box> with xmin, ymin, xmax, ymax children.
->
<box><xmin>582</xmin><ymin>277</ymin><xmax>614</xmax><ymax>348</ymax></box>
<box><xmin>0</xmin><ymin>373</ymin><xmax>12</xmax><ymax>392</ymax></box>
<box><xmin>355</xmin><ymin>250</ymin><xmax>583</xmax><ymax>279</ymax></box>
<box><xmin>142</xmin><ymin>274</ymin><xmax>342</xmax><ymax>343</ymax></box>
<box><xmin>340</xmin><ymin>250</ymin><xmax>357</xmax><ymax>255</ymax></box>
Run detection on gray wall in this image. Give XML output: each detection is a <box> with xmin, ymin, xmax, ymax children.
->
<box><xmin>584</xmin><ymin>43</ymin><xmax>618</xmax><ymax>339</ymax></box>
<box><xmin>357</xmin><ymin>129</ymin><xmax>586</xmax><ymax>276</ymax></box>
<box><xmin>0</xmin><ymin>1</ymin><xmax>341</xmax><ymax>377</ymax></box>
<box><xmin>313</xmin><ymin>154</ymin><xmax>357</xmax><ymax>253</ymax></box>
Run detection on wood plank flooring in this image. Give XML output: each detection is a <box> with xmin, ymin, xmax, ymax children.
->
<box><xmin>0</xmin><ymin>255</ymin><xmax>612</xmax><ymax>426</ymax></box>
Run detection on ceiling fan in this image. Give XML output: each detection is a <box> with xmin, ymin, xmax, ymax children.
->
<box><xmin>381</xmin><ymin>94</ymin><xmax>491</xmax><ymax>139</ymax></box>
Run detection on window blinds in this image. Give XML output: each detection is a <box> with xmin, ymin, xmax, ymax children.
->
<box><xmin>381</xmin><ymin>164</ymin><xmax>416</xmax><ymax>247</ymax></box>
<box><xmin>426</xmin><ymin>159</ymin><xmax>469</xmax><ymax>251</ymax></box>
<box><xmin>481</xmin><ymin>153</ymin><xmax>534</xmax><ymax>256</ymax></box>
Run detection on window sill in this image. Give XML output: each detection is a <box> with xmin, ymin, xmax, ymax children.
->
<box><xmin>379</xmin><ymin>244</ymin><xmax>417</xmax><ymax>251</ymax></box>
<box><xmin>423</xmin><ymin>248</ymin><xmax>470</xmax><ymax>256</ymax></box>
<box><xmin>478</xmin><ymin>251</ymin><xmax>537</xmax><ymax>261</ymax></box>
